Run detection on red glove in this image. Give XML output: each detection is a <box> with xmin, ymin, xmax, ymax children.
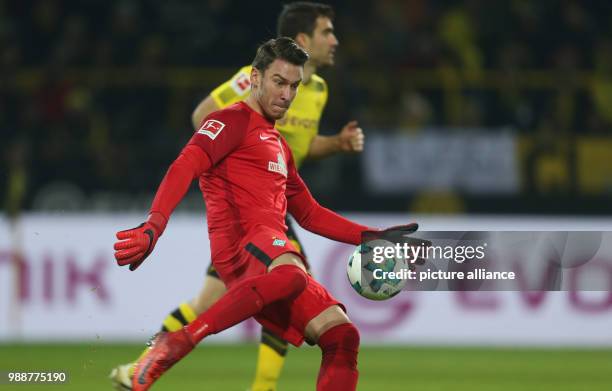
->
<box><xmin>114</xmin><ymin>212</ymin><xmax>168</xmax><ymax>271</ymax></box>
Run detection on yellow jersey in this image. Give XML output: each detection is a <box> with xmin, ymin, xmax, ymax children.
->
<box><xmin>210</xmin><ymin>65</ymin><xmax>328</xmax><ymax>168</ymax></box>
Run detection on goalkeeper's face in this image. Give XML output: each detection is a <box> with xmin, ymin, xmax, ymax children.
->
<box><xmin>252</xmin><ymin>59</ymin><xmax>303</xmax><ymax>120</ymax></box>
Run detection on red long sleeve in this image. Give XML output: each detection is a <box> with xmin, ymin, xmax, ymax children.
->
<box><xmin>149</xmin><ymin>144</ymin><xmax>211</xmax><ymax>225</ymax></box>
<box><xmin>282</xmin><ymin>136</ymin><xmax>374</xmax><ymax>245</ymax></box>
<box><xmin>287</xmin><ymin>185</ymin><xmax>374</xmax><ymax>245</ymax></box>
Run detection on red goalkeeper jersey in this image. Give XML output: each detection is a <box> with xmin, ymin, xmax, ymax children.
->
<box><xmin>150</xmin><ymin>101</ymin><xmax>372</xmax><ymax>276</ymax></box>
<box><xmin>190</xmin><ymin>102</ymin><xmax>300</xmax><ymax>267</ymax></box>
<box><xmin>191</xmin><ymin>102</ymin><xmax>292</xmax><ymax>237</ymax></box>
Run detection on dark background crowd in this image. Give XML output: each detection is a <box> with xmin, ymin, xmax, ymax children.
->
<box><xmin>2</xmin><ymin>0</ymin><xmax>611</xmax><ymax>215</ymax></box>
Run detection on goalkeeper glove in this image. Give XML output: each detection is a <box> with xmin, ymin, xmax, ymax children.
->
<box><xmin>363</xmin><ymin>223</ymin><xmax>419</xmax><ymax>243</ymax></box>
<box><xmin>114</xmin><ymin>212</ymin><xmax>167</xmax><ymax>271</ymax></box>
<box><xmin>364</xmin><ymin>223</ymin><xmax>430</xmax><ymax>267</ymax></box>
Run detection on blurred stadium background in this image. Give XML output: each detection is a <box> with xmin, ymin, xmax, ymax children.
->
<box><xmin>1</xmin><ymin>0</ymin><xmax>611</xmax><ymax>390</ymax></box>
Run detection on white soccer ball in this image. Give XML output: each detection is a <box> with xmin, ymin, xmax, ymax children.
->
<box><xmin>346</xmin><ymin>239</ymin><xmax>409</xmax><ymax>300</ymax></box>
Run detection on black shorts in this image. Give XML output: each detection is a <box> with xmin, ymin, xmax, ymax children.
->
<box><xmin>206</xmin><ymin>217</ymin><xmax>306</xmax><ymax>278</ymax></box>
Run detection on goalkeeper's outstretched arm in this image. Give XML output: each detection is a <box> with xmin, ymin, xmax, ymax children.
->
<box><xmin>114</xmin><ymin>145</ymin><xmax>211</xmax><ymax>270</ymax></box>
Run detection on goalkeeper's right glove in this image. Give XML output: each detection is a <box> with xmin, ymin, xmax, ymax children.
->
<box><xmin>363</xmin><ymin>223</ymin><xmax>431</xmax><ymax>267</ymax></box>
<box><xmin>363</xmin><ymin>223</ymin><xmax>420</xmax><ymax>243</ymax></box>
<box><xmin>114</xmin><ymin>212</ymin><xmax>167</xmax><ymax>271</ymax></box>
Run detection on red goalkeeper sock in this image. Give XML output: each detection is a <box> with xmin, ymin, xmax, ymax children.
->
<box><xmin>317</xmin><ymin>323</ymin><xmax>360</xmax><ymax>391</ymax></box>
<box><xmin>185</xmin><ymin>264</ymin><xmax>308</xmax><ymax>342</ymax></box>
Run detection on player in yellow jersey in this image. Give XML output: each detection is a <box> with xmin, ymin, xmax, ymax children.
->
<box><xmin>110</xmin><ymin>3</ymin><xmax>363</xmax><ymax>390</ymax></box>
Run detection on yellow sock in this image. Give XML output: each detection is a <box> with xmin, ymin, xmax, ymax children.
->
<box><xmin>161</xmin><ymin>302</ymin><xmax>197</xmax><ymax>332</ymax></box>
<box><xmin>129</xmin><ymin>302</ymin><xmax>198</xmax><ymax>377</ymax></box>
<box><xmin>250</xmin><ymin>329</ymin><xmax>288</xmax><ymax>391</ymax></box>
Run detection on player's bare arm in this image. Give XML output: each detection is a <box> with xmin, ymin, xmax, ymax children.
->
<box><xmin>191</xmin><ymin>95</ymin><xmax>220</xmax><ymax>129</ymax></box>
<box><xmin>307</xmin><ymin>120</ymin><xmax>365</xmax><ymax>159</ymax></box>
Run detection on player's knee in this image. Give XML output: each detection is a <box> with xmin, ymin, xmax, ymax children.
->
<box><xmin>285</xmin><ymin>265</ymin><xmax>309</xmax><ymax>295</ymax></box>
<box><xmin>318</xmin><ymin>323</ymin><xmax>360</xmax><ymax>353</ymax></box>
<box><xmin>243</xmin><ymin>264</ymin><xmax>308</xmax><ymax>308</ymax></box>
<box><xmin>339</xmin><ymin>323</ymin><xmax>360</xmax><ymax>351</ymax></box>
<box><xmin>271</xmin><ymin>264</ymin><xmax>308</xmax><ymax>300</ymax></box>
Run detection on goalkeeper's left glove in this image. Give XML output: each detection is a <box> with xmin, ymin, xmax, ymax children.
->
<box><xmin>114</xmin><ymin>212</ymin><xmax>167</xmax><ymax>271</ymax></box>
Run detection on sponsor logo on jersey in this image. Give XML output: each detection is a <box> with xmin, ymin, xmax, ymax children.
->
<box><xmin>276</xmin><ymin>114</ymin><xmax>319</xmax><ymax>130</ymax></box>
<box><xmin>231</xmin><ymin>72</ymin><xmax>251</xmax><ymax>95</ymax></box>
<box><xmin>268</xmin><ymin>152</ymin><xmax>288</xmax><ymax>177</ymax></box>
<box><xmin>197</xmin><ymin>119</ymin><xmax>226</xmax><ymax>140</ymax></box>
<box><xmin>272</xmin><ymin>238</ymin><xmax>286</xmax><ymax>247</ymax></box>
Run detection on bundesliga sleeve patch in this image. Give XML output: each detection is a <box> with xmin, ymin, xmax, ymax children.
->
<box><xmin>231</xmin><ymin>72</ymin><xmax>251</xmax><ymax>95</ymax></box>
<box><xmin>197</xmin><ymin>119</ymin><xmax>226</xmax><ymax>140</ymax></box>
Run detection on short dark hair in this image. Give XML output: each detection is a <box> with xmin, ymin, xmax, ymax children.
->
<box><xmin>252</xmin><ymin>37</ymin><xmax>309</xmax><ymax>72</ymax></box>
<box><xmin>277</xmin><ymin>2</ymin><xmax>334</xmax><ymax>38</ymax></box>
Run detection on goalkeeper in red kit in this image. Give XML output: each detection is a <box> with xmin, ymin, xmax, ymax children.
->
<box><xmin>114</xmin><ymin>37</ymin><xmax>419</xmax><ymax>391</ymax></box>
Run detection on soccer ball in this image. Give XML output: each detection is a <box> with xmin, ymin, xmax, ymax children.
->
<box><xmin>346</xmin><ymin>239</ymin><xmax>409</xmax><ymax>300</ymax></box>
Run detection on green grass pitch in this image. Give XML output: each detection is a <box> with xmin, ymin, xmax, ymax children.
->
<box><xmin>0</xmin><ymin>343</ymin><xmax>610</xmax><ymax>390</ymax></box>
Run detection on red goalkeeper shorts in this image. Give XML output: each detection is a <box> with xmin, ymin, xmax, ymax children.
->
<box><xmin>216</xmin><ymin>226</ymin><xmax>345</xmax><ymax>347</ymax></box>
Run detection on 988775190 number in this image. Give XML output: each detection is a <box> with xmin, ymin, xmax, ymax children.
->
<box><xmin>2</xmin><ymin>371</ymin><xmax>68</xmax><ymax>384</ymax></box>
